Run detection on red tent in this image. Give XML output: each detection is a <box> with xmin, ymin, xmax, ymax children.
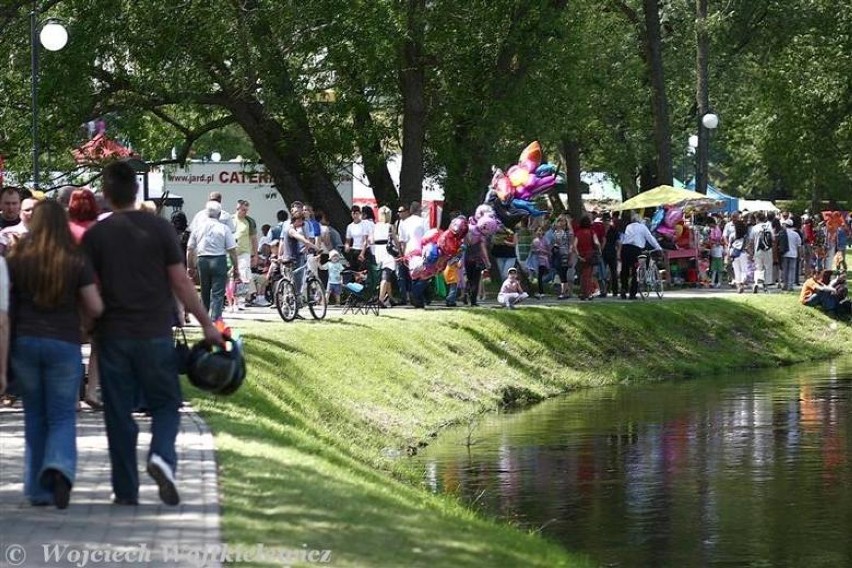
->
<box><xmin>72</xmin><ymin>133</ymin><xmax>138</xmax><ymax>165</ymax></box>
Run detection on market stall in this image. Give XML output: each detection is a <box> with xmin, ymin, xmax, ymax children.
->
<box><xmin>613</xmin><ymin>185</ymin><xmax>719</xmax><ymax>284</ymax></box>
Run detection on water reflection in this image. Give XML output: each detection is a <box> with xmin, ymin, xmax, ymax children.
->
<box><xmin>417</xmin><ymin>359</ymin><xmax>852</xmax><ymax>567</ymax></box>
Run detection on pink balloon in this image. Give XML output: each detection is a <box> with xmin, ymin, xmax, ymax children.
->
<box><xmin>520</xmin><ymin>158</ymin><xmax>537</xmax><ymax>173</ymax></box>
<box><xmin>518</xmin><ymin>174</ymin><xmax>556</xmax><ymax>200</ymax></box>
<box><xmin>475</xmin><ymin>204</ymin><xmax>494</xmax><ymax>220</ymax></box>
<box><xmin>420</xmin><ymin>228</ymin><xmax>440</xmax><ymax>246</ymax></box>
<box><xmin>665</xmin><ymin>208</ymin><xmax>683</xmax><ymax>227</ymax></box>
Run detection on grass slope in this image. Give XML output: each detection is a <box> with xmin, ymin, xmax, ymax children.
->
<box><xmin>188</xmin><ymin>294</ymin><xmax>852</xmax><ymax>567</ymax></box>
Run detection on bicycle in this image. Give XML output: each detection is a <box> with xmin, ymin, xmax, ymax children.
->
<box><xmin>635</xmin><ymin>250</ymin><xmax>664</xmax><ymax>300</ymax></box>
<box><xmin>272</xmin><ymin>255</ymin><xmax>328</xmax><ymax>322</ymax></box>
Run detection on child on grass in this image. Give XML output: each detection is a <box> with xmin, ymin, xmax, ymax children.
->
<box><xmin>497</xmin><ymin>267</ymin><xmax>528</xmax><ymax>309</ymax></box>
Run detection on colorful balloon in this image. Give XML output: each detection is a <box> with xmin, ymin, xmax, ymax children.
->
<box><xmin>507</xmin><ymin>165</ymin><xmax>531</xmax><ymax>189</ymax></box>
<box><xmin>535</xmin><ymin>163</ymin><xmax>557</xmax><ymax>177</ymax></box>
<box><xmin>518</xmin><ymin>141</ymin><xmax>542</xmax><ymax>170</ymax></box>
<box><xmin>511</xmin><ymin>199</ymin><xmax>547</xmax><ymax>217</ymax></box>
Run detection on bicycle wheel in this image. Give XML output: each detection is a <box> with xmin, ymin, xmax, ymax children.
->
<box><xmin>636</xmin><ymin>263</ymin><xmax>650</xmax><ymax>299</ymax></box>
<box><xmin>650</xmin><ymin>264</ymin><xmax>664</xmax><ymax>298</ymax></box>
<box><xmin>306</xmin><ymin>278</ymin><xmax>327</xmax><ymax>320</ymax></box>
<box><xmin>274</xmin><ymin>279</ymin><xmax>298</xmax><ymax>322</ymax></box>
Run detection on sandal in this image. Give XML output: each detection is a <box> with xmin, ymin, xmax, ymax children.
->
<box><xmin>83</xmin><ymin>395</ymin><xmax>104</xmax><ymax>411</ymax></box>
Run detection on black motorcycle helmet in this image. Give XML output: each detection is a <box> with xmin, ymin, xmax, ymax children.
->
<box><xmin>186</xmin><ymin>337</ymin><xmax>246</xmax><ymax>396</ymax></box>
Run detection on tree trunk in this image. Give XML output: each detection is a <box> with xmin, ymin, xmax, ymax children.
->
<box><xmin>614</xmin><ymin>166</ymin><xmax>639</xmax><ymax>200</ymax></box>
<box><xmin>352</xmin><ymin>97</ymin><xmax>397</xmax><ymax>207</ymax></box>
<box><xmin>226</xmin><ymin>94</ymin><xmax>350</xmax><ymax>231</ymax></box>
<box><xmin>695</xmin><ymin>0</ymin><xmax>711</xmax><ymax>194</ymax></box>
<box><xmin>398</xmin><ymin>0</ymin><xmax>428</xmax><ymax>207</ymax></box>
<box><xmin>642</xmin><ymin>0</ymin><xmax>673</xmax><ymax>187</ymax></box>
<box><xmin>639</xmin><ymin>161</ymin><xmax>658</xmax><ymax>192</ymax></box>
<box><xmin>559</xmin><ymin>136</ymin><xmax>586</xmax><ymax>218</ymax></box>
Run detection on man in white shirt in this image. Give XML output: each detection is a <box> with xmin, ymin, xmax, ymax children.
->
<box><xmin>782</xmin><ymin>218</ymin><xmax>802</xmax><ymax>291</ymax></box>
<box><xmin>395</xmin><ymin>205</ymin><xmax>412</xmax><ymax>304</ymax></box>
<box><xmin>344</xmin><ymin>205</ymin><xmax>371</xmax><ymax>270</ymax></box>
<box><xmin>619</xmin><ymin>214</ymin><xmax>663</xmax><ymax>300</ymax></box>
<box><xmin>189</xmin><ymin>191</ymin><xmax>235</xmax><ymax>234</ymax></box>
<box><xmin>186</xmin><ymin>201</ymin><xmax>238</xmax><ymax>321</ymax></box>
<box><xmin>749</xmin><ymin>212</ymin><xmax>774</xmax><ymax>292</ymax></box>
<box><xmin>400</xmin><ymin>201</ymin><xmax>427</xmax><ymax>256</ymax></box>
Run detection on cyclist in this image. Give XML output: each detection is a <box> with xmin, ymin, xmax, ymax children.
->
<box><xmin>279</xmin><ymin>212</ymin><xmax>319</xmax><ymax>294</ymax></box>
<box><xmin>619</xmin><ymin>213</ymin><xmax>663</xmax><ymax>300</ymax></box>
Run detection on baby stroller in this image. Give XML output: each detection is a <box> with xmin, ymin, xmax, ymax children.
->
<box><xmin>341</xmin><ymin>269</ymin><xmax>381</xmax><ymax>315</ymax></box>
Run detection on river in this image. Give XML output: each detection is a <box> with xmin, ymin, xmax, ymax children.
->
<box><xmin>416</xmin><ymin>358</ymin><xmax>852</xmax><ymax>567</ymax></box>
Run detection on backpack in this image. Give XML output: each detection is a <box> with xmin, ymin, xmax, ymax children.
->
<box><xmin>776</xmin><ymin>228</ymin><xmax>790</xmax><ymax>256</ymax></box>
<box><xmin>757</xmin><ymin>223</ymin><xmax>774</xmax><ymax>251</ymax></box>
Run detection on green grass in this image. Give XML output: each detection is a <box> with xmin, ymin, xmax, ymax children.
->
<box><xmin>188</xmin><ymin>294</ymin><xmax>852</xmax><ymax>567</ymax></box>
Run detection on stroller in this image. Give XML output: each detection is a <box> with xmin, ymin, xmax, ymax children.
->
<box><xmin>341</xmin><ymin>268</ymin><xmax>381</xmax><ymax>315</ymax></box>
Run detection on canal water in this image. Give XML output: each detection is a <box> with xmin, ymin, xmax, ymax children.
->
<box><xmin>416</xmin><ymin>359</ymin><xmax>852</xmax><ymax>567</ymax></box>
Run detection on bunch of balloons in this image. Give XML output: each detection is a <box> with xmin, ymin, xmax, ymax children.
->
<box><xmin>486</xmin><ymin>141</ymin><xmax>556</xmax><ymax>229</ymax></box>
<box><xmin>407</xmin><ymin>215</ymin><xmax>470</xmax><ymax>280</ymax></box>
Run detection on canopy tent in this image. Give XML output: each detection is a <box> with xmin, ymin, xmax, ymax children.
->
<box><xmin>72</xmin><ymin>133</ymin><xmax>139</xmax><ymax>165</ymax></box>
<box><xmin>612</xmin><ymin>185</ymin><xmax>718</xmax><ymax>211</ymax></box>
<box><xmin>739</xmin><ymin>199</ymin><xmax>779</xmax><ymax>213</ymax></box>
<box><xmin>685</xmin><ymin>181</ymin><xmax>739</xmax><ymax>213</ymax></box>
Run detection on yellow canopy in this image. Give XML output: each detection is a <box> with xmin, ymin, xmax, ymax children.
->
<box><xmin>612</xmin><ymin>185</ymin><xmax>715</xmax><ymax>211</ymax></box>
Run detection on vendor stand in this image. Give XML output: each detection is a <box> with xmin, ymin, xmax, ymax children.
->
<box><xmin>613</xmin><ymin>185</ymin><xmax>720</xmax><ymax>285</ymax></box>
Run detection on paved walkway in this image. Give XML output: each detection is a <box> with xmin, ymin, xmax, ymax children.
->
<box><xmin>0</xmin><ymin>406</ymin><xmax>221</xmax><ymax>567</ymax></box>
<box><xmin>218</xmin><ymin>284</ymin><xmax>791</xmax><ymax>323</ymax></box>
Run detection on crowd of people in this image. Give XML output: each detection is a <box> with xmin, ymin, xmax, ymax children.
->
<box><xmin>1</xmin><ymin>163</ymin><xmax>849</xmax><ymax>511</ymax></box>
<box><xmin>229</xmin><ymin>198</ymin><xmax>851</xmax><ymax>314</ymax></box>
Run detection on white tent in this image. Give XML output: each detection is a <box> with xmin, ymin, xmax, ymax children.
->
<box><xmin>739</xmin><ymin>199</ymin><xmax>779</xmax><ymax>213</ymax></box>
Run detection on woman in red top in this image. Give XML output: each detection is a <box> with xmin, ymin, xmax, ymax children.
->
<box><xmin>574</xmin><ymin>215</ymin><xmax>601</xmax><ymax>300</ymax></box>
<box><xmin>68</xmin><ymin>189</ymin><xmax>98</xmax><ymax>244</ymax></box>
<box><xmin>67</xmin><ymin>189</ymin><xmax>102</xmax><ymax>409</ymax></box>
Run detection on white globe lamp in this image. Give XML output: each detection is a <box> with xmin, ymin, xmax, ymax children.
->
<box><xmin>702</xmin><ymin>113</ymin><xmax>719</xmax><ymax>130</ymax></box>
<box><xmin>40</xmin><ymin>22</ymin><xmax>68</xmax><ymax>52</ymax></box>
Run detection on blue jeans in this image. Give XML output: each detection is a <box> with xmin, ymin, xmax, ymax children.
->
<box><xmin>805</xmin><ymin>290</ymin><xmax>838</xmax><ymax>313</ymax></box>
<box><xmin>396</xmin><ymin>263</ymin><xmax>411</xmax><ymax>304</ymax></box>
<box><xmin>446</xmin><ymin>283</ymin><xmax>458</xmax><ymax>305</ymax></box>
<box><xmin>97</xmin><ymin>336</ymin><xmax>181</xmax><ymax>502</ymax></box>
<box><xmin>411</xmin><ymin>278</ymin><xmax>430</xmax><ymax>308</ymax></box>
<box><xmin>197</xmin><ymin>255</ymin><xmax>227</xmax><ymax>321</ymax></box>
<box><xmin>12</xmin><ymin>337</ymin><xmax>83</xmax><ymax>504</ymax></box>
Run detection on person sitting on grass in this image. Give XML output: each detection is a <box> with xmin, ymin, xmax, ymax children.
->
<box><xmin>800</xmin><ymin>269</ymin><xmax>842</xmax><ymax>316</ymax></box>
<box><xmin>497</xmin><ymin>266</ymin><xmax>529</xmax><ymax>309</ymax></box>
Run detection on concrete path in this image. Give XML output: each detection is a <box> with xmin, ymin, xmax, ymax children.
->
<box><xmin>0</xmin><ymin>406</ymin><xmax>221</xmax><ymax>567</ymax></box>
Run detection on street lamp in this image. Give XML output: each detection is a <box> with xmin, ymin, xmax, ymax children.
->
<box><xmin>683</xmin><ymin>134</ymin><xmax>698</xmax><ymax>183</ymax></box>
<box><xmin>695</xmin><ymin>112</ymin><xmax>718</xmax><ymax>194</ymax></box>
<box><xmin>31</xmin><ymin>8</ymin><xmax>68</xmax><ymax>190</ymax></box>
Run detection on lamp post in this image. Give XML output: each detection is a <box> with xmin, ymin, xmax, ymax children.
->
<box><xmin>695</xmin><ymin>112</ymin><xmax>718</xmax><ymax>194</ymax></box>
<box><xmin>31</xmin><ymin>5</ymin><xmax>68</xmax><ymax>191</ymax></box>
<box><xmin>685</xmin><ymin>134</ymin><xmax>698</xmax><ymax>183</ymax></box>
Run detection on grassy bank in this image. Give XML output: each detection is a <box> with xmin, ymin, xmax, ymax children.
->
<box><xmin>188</xmin><ymin>294</ymin><xmax>852</xmax><ymax>567</ymax></box>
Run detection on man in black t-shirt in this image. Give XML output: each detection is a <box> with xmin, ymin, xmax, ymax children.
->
<box><xmin>83</xmin><ymin>161</ymin><xmax>223</xmax><ymax>507</ymax></box>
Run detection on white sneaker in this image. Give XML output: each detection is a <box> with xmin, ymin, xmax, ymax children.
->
<box><xmin>147</xmin><ymin>453</ymin><xmax>180</xmax><ymax>506</ymax></box>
